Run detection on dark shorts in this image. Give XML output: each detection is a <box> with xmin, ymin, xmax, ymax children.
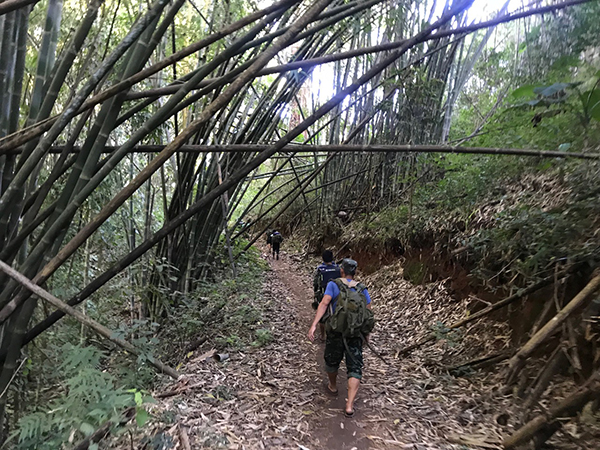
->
<box><xmin>324</xmin><ymin>331</ymin><xmax>363</xmax><ymax>380</ymax></box>
<box><xmin>272</xmin><ymin>242</ymin><xmax>280</xmax><ymax>253</ymax></box>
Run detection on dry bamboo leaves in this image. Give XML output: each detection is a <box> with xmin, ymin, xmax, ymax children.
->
<box><xmin>111</xmin><ymin>253</ymin><xmax>600</xmax><ymax>449</ymax></box>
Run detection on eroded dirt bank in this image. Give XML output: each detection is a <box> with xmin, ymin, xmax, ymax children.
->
<box><xmin>144</xmin><ymin>249</ymin><xmax>597</xmax><ymax>449</ymax></box>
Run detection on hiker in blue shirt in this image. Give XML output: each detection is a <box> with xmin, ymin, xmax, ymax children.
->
<box><xmin>312</xmin><ymin>250</ymin><xmax>341</xmax><ymax>341</ymax></box>
<box><xmin>308</xmin><ymin>258</ymin><xmax>372</xmax><ymax>418</ymax></box>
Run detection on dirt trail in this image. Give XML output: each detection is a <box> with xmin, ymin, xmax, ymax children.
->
<box><xmin>152</xmin><ymin>249</ymin><xmax>513</xmax><ymax>449</ymax></box>
<box><xmin>267</xmin><ymin>253</ymin><xmax>375</xmax><ymax>450</ymax></box>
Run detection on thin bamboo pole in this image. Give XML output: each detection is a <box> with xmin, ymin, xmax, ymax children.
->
<box><xmin>505</xmin><ymin>274</ymin><xmax>600</xmax><ymax>385</ymax></box>
<box><xmin>4</xmin><ymin>144</ymin><xmax>596</xmax><ymax>159</ymax></box>
<box><xmin>0</xmin><ymin>260</ymin><xmax>180</xmax><ymax>379</ymax></box>
<box><xmin>0</xmin><ymin>0</ymin><xmax>41</xmax><ymax>16</ymax></box>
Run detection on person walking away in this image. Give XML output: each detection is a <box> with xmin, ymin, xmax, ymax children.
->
<box><xmin>312</xmin><ymin>250</ymin><xmax>341</xmax><ymax>341</ymax></box>
<box><xmin>266</xmin><ymin>231</ymin><xmax>273</xmax><ymax>256</ymax></box>
<box><xmin>308</xmin><ymin>258</ymin><xmax>374</xmax><ymax>418</ymax></box>
<box><xmin>271</xmin><ymin>230</ymin><xmax>283</xmax><ymax>259</ymax></box>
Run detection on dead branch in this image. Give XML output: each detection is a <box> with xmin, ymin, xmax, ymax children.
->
<box><xmin>503</xmin><ymin>376</ymin><xmax>600</xmax><ymax>449</ymax></box>
<box><xmin>178</xmin><ymin>424</ymin><xmax>192</xmax><ymax>450</ymax></box>
<box><xmin>72</xmin><ymin>407</ymin><xmax>135</xmax><ymax>450</ymax></box>
<box><xmin>0</xmin><ymin>260</ymin><xmax>180</xmax><ymax>379</ymax></box>
<box><xmin>525</xmin><ymin>345</ymin><xmax>568</xmax><ymax>409</ymax></box>
<box><xmin>155</xmin><ymin>382</ymin><xmax>205</xmax><ymax>399</ymax></box>
<box><xmin>446</xmin><ymin>352</ymin><xmax>512</xmax><ymax>375</ymax></box>
<box><xmin>506</xmin><ymin>274</ymin><xmax>600</xmax><ymax>385</ymax></box>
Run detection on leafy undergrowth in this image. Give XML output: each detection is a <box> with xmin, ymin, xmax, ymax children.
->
<box><xmin>157</xmin><ymin>244</ymin><xmax>271</xmax><ymax>364</ymax></box>
<box><xmin>9</xmin><ymin>243</ymin><xmax>270</xmax><ymax>449</ymax></box>
<box><xmin>8</xmin><ymin>344</ymin><xmax>153</xmax><ymax>449</ymax></box>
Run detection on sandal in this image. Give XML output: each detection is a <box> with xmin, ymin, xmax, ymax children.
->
<box><xmin>344</xmin><ymin>409</ymin><xmax>355</xmax><ymax>418</ymax></box>
<box><xmin>325</xmin><ymin>384</ymin><xmax>338</xmax><ymax>396</ymax></box>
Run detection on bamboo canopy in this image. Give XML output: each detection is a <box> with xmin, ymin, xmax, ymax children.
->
<box><xmin>0</xmin><ymin>0</ymin><xmax>595</xmax><ymax>437</ymax></box>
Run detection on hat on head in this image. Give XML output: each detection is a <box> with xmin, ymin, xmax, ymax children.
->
<box><xmin>341</xmin><ymin>258</ymin><xmax>358</xmax><ymax>275</ymax></box>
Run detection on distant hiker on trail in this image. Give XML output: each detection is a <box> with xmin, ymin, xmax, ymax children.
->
<box><xmin>312</xmin><ymin>250</ymin><xmax>341</xmax><ymax>342</ymax></box>
<box><xmin>266</xmin><ymin>230</ymin><xmax>273</xmax><ymax>253</ymax></box>
<box><xmin>270</xmin><ymin>230</ymin><xmax>283</xmax><ymax>260</ymax></box>
<box><xmin>308</xmin><ymin>258</ymin><xmax>374</xmax><ymax>418</ymax></box>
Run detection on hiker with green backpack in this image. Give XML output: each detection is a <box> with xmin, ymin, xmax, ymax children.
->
<box><xmin>307</xmin><ymin>258</ymin><xmax>375</xmax><ymax>418</ymax></box>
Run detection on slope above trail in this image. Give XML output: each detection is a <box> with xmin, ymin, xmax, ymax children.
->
<box><xmin>149</xmin><ymin>249</ymin><xmax>527</xmax><ymax>449</ymax></box>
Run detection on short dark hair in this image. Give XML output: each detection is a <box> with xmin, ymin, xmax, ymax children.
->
<box><xmin>341</xmin><ymin>258</ymin><xmax>358</xmax><ymax>275</ymax></box>
<box><xmin>322</xmin><ymin>250</ymin><xmax>334</xmax><ymax>263</ymax></box>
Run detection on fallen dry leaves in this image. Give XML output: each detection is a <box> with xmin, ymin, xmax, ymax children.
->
<box><xmin>116</xmin><ymin>251</ymin><xmax>599</xmax><ymax>449</ymax></box>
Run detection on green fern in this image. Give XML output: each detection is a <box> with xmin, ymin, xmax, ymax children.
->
<box><xmin>10</xmin><ymin>344</ymin><xmax>153</xmax><ymax>449</ymax></box>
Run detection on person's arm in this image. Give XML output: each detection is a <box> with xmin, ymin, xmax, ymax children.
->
<box><xmin>364</xmin><ymin>288</ymin><xmax>372</xmax><ymax>309</ymax></box>
<box><xmin>308</xmin><ymin>294</ymin><xmax>332</xmax><ymax>341</ymax></box>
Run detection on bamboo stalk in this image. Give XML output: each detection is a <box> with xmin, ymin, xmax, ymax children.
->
<box><xmin>0</xmin><ymin>0</ymin><xmax>40</xmax><ymax>16</ymax></box>
<box><xmin>14</xmin><ymin>0</ymin><xmax>476</xmax><ymax>350</ymax></box>
<box><xmin>0</xmin><ymin>0</ymin><xmax>591</xmax><ymax>156</ymax></box>
<box><xmin>503</xmin><ymin>375</ymin><xmax>600</xmax><ymax>448</ymax></box>
<box><xmin>0</xmin><ymin>0</ymin><xmax>171</xmax><ymax>219</ymax></box>
<box><xmin>505</xmin><ymin>274</ymin><xmax>600</xmax><ymax>385</ymax></box>
<box><xmin>118</xmin><ymin>0</ymin><xmax>595</xmax><ymax>101</ymax></box>
<box><xmin>0</xmin><ymin>0</ymin><xmax>334</xmax><ymax>324</ymax></box>
<box><xmin>0</xmin><ymin>260</ymin><xmax>180</xmax><ymax>379</ymax></box>
<box><xmin>4</xmin><ymin>144</ymin><xmax>598</xmax><ymax>159</ymax></box>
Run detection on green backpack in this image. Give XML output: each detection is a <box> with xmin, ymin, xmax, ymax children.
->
<box><xmin>326</xmin><ymin>279</ymin><xmax>375</xmax><ymax>338</ymax></box>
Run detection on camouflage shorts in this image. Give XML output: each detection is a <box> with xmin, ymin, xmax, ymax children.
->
<box><xmin>324</xmin><ymin>332</ymin><xmax>363</xmax><ymax>380</ymax></box>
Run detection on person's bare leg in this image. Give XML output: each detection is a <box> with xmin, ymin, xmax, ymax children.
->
<box><xmin>327</xmin><ymin>371</ymin><xmax>338</xmax><ymax>393</ymax></box>
<box><xmin>346</xmin><ymin>377</ymin><xmax>360</xmax><ymax>413</ymax></box>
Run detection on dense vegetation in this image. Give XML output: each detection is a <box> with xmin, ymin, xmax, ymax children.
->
<box><xmin>0</xmin><ymin>0</ymin><xmax>598</xmax><ymax>447</ymax></box>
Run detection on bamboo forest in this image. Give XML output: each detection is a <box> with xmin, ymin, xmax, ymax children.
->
<box><xmin>0</xmin><ymin>0</ymin><xmax>599</xmax><ymax>448</ymax></box>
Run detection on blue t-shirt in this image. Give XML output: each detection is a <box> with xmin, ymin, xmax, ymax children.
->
<box><xmin>324</xmin><ymin>279</ymin><xmax>371</xmax><ymax>313</ymax></box>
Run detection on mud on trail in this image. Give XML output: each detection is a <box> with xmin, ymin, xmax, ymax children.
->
<box><xmin>149</xmin><ymin>249</ymin><xmax>545</xmax><ymax>449</ymax></box>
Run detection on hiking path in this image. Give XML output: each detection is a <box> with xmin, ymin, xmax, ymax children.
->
<box><xmin>154</xmin><ymin>249</ymin><xmax>506</xmax><ymax>450</ymax></box>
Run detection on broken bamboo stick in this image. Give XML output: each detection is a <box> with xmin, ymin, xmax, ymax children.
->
<box><xmin>0</xmin><ymin>260</ymin><xmax>180</xmax><ymax>379</ymax></box>
<box><xmin>503</xmin><ymin>375</ymin><xmax>600</xmax><ymax>448</ymax></box>
<box><xmin>505</xmin><ymin>274</ymin><xmax>600</xmax><ymax>385</ymax></box>
<box><xmin>72</xmin><ymin>407</ymin><xmax>136</xmax><ymax>450</ymax></box>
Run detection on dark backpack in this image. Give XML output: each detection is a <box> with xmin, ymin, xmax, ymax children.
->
<box><xmin>271</xmin><ymin>233</ymin><xmax>283</xmax><ymax>244</ymax></box>
<box><xmin>326</xmin><ymin>279</ymin><xmax>375</xmax><ymax>338</ymax></box>
<box><xmin>313</xmin><ymin>264</ymin><xmax>340</xmax><ymax>306</ymax></box>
